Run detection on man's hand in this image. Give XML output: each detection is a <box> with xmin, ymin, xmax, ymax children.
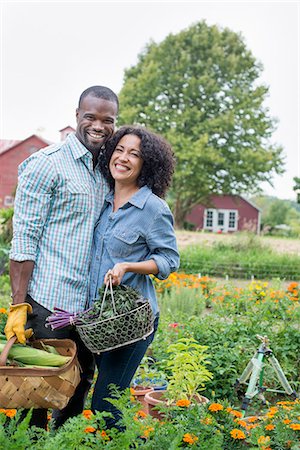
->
<box><xmin>4</xmin><ymin>303</ymin><xmax>33</xmax><ymax>344</ymax></box>
<box><xmin>104</xmin><ymin>263</ymin><xmax>128</xmax><ymax>286</ymax></box>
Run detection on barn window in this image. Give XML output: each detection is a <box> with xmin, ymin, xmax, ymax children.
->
<box><xmin>4</xmin><ymin>196</ymin><xmax>14</xmax><ymax>207</ymax></box>
<box><xmin>228</xmin><ymin>211</ymin><xmax>237</xmax><ymax>229</ymax></box>
<box><xmin>205</xmin><ymin>210</ymin><xmax>213</xmax><ymax>228</ymax></box>
<box><xmin>218</xmin><ymin>212</ymin><xmax>224</xmax><ymax>226</ymax></box>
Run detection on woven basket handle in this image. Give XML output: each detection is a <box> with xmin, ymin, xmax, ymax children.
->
<box><xmin>0</xmin><ymin>336</ymin><xmax>17</xmax><ymax>366</ymax></box>
<box><xmin>100</xmin><ymin>276</ymin><xmax>117</xmax><ymax>316</ymax></box>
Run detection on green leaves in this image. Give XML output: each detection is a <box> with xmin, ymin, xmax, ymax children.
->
<box><xmin>165</xmin><ymin>337</ymin><xmax>213</xmax><ymax>401</ymax></box>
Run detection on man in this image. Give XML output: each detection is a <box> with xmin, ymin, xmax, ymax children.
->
<box><xmin>4</xmin><ymin>85</ymin><xmax>119</xmax><ymax>429</ymax></box>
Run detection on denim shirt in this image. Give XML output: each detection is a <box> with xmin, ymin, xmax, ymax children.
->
<box><xmin>89</xmin><ymin>186</ymin><xmax>180</xmax><ymax>317</ymax></box>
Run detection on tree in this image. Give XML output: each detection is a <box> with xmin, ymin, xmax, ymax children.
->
<box><xmin>293</xmin><ymin>177</ymin><xmax>300</xmax><ymax>204</ymax></box>
<box><xmin>118</xmin><ymin>21</ymin><xmax>284</xmax><ymax>227</ymax></box>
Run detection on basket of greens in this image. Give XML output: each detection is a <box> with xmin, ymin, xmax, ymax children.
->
<box><xmin>47</xmin><ymin>282</ymin><xmax>154</xmax><ymax>354</ymax></box>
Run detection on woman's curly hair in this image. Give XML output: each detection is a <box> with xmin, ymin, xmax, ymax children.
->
<box><xmin>100</xmin><ymin>125</ymin><xmax>176</xmax><ymax>198</ymax></box>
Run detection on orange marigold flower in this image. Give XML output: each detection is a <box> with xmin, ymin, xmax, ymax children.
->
<box><xmin>84</xmin><ymin>426</ymin><xmax>96</xmax><ymax>433</ymax></box>
<box><xmin>0</xmin><ymin>409</ymin><xmax>7</xmax><ymax>414</ymax></box>
<box><xmin>0</xmin><ymin>308</ymin><xmax>7</xmax><ymax>314</ymax></box>
<box><xmin>83</xmin><ymin>409</ymin><xmax>93</xmax><ymax>419</ymax></box>
<box><xmin>247</xmin><ymin>416</ymin><xmax>259</xmax><ymax>422</ymax></box>
<box><xmin>208</xmin><ymin>403</ymin><xmax>224</xmax><ymax>412</ymax></box>
<box><xmin>99</xmin><ymin>430</ymin><xmax>110</xmax><ymax>440</ymax></box>
<box><xmin>136</xmin><ymin>410</ymin><xmax>147</xmax><ymax>418</ymax></box>
<box><xmin>230</xmin><ymin>410</ymin><xmax>243</xmax><ymax>418</ymax></box>
<box><xmin>290</xmin><ymin>423</ymin><xmax>300</xmax><ymax>431</ymax></box>
<box><xmin>237</xmin><ymin>420</ymin><xmax>247</xmax><ymax>428</ymax></box>
<box><xmin>141</xmin><ymin>426</ymin><xmax>155</xmax><ymax>439</ymax></box>
<box><xmin>182</xmin><ymin>433</ymin><xmax>198</xmax><ymax>445</ymax></box>
<box><xmin>283</xmin><ymin>419</ymin><xmax>292</xmax><ymax>424</ymax></box>
<box><xmin>5</xmin><ymin>409</ymin><xmax>17</xmax><ymax>418</ymax></box>
<box><xmin>230</xmin><ymin>429</ymin><xmax>246</xmax><ymax>440</ymax></box>
<box><xmin>265</xmin><ymin>424</ymin><xmax>275</xmax><ymax>431</ymax></box>
<box><xmin>176</xmin><ymin>399</ymin><xmax>191</xmax><ymax>407</ymax></box>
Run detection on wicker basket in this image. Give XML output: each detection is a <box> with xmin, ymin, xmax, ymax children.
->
<box><xmin>0</xmin><ymin>338</ymin><xmax>80</xmax><ymax>409</ymax></box>
<box><xmin>76</xmin><ymin>282</ymin><xmax>154</xmax><ymax>354</ymax></box>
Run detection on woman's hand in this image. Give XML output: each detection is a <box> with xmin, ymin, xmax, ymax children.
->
<box><xmin>104</xmin><ymin>263</ymin><xmax>128</xmax><ymax>286</ymax></box>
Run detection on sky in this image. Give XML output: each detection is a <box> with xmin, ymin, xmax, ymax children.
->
<box><xmin>0</xmin><ymin>0</ymin><xmax>299</xmax><ymax>200</ymax></box>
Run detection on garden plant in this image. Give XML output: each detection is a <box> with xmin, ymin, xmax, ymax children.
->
<box><xmin>0</xmin><ymin>272</ymin><xmax>299</xmax><ymax>448</ymax></box>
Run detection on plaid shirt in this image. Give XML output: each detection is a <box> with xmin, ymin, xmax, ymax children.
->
<box><xmin>10</xmin><ymin>133</ymin><xmax>108</xmax><ymax>313</ymax></box>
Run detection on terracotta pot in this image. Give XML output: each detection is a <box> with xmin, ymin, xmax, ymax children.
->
<box><xmin>144</xmin><ymin>390</ymin><xmax>209</xmax><ymax>420</ymax></box>
<box><xmin>131</xmin><ymin>386</ymin><xmax>154</xmax><ymax>414</ymax></box>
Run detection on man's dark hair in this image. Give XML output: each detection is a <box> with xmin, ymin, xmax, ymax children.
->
<box><xmin>100</xmin><ymin>126</ymin><xmax>176</xmax><ymax>198</ymax></box>
<box><xmin>78</xmin><ymin>86</ymin><xmax>119</xmax><ymax>110</ymax></box>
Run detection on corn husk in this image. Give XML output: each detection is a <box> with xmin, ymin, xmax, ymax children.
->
<box><xmin>0</xmin><ymin>341</ymin><xmax>71</xmax><ymax>367</ymax></box>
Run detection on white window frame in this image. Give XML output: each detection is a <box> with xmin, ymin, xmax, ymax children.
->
<box><xmin>4</xmin><ymin>195</ymin><xmax>14</xmax><ymax>207</ymax></box>
<box><xmin>204</xmin><ymin>208</ymin><xmax>238</xmax><ymax>232</ymax></box>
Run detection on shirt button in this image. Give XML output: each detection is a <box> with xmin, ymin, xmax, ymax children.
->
<box><xmin>96</xmin><ymin>256</ymin><xmax>100</xmax><ymax>261</ymax></box>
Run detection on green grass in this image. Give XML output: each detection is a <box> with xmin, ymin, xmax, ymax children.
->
<box><xmin>180</xmin><ymin>234</ymin><xmax>300</xmax><ymax>279</ymax></box>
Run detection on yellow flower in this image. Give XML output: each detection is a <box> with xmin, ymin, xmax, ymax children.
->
<box><xmin>230</xmin><ymin>429</ymin><xmax>246</xmax><ymax>440</ymax></box>
<box><xmin>0</xmin><ymin>308</ymin><xmax>7</xmax><ymax>314</ymax></box>
<box><xmin>258</xmin><ymin>435</ymin><xmax>271</xmax><ymax>445</ymax></box>
<box><xmin>208</xmin><ymin>403</ymin><xmax>224</xmax><ymax>412</ymax></box>
<box><xmin>290</xmin><ymin>423</ymin><xmax>300</xmax><ymax>430</ymax></box>
<box><xmin>201</xmin><ymin>417</ymin><xmax>213</xmax><ymax>425</ymax></box>
<box><xmin>265</xmin><ymin>424</ymin><xmax>275</xmax><ymax>431</ymax></box>
<box><xmin>182</xmin><ymin>433</ymin><xmax>198</xmax><ymax>445</ymax></box>
<box><xmin>176</xmin><ymin>399</ymin><xmax>191</xmax><ymax>407</ymax></box>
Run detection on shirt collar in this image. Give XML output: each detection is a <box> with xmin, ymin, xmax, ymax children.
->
<box><xmin>105</xmin><ymin>185</ymin><xmax>153</xmax><ymax>209</ymax></box>
<box><xmin>66</xmin><ymin>132</ymin><xmax>93</xmax><ymax>161</ymax></box>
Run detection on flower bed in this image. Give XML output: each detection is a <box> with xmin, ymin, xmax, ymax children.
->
<box><xmin>0</xmin><ymin>274</ymin><xmax>299</xmax><ymax>448</ymax></box>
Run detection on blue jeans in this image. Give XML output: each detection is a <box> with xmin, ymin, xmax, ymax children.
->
<box><xmin>91</xmin><ymin>316</ymin><xmax>159</xmax><ymax>428</ymax></box>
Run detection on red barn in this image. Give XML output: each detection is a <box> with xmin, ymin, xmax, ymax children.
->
<box><xmin>0</xmin><ymin>126</ymin><xmax>75</xmax><ymax>208</ymax></box>
<box><xmin>185</xmin><ymin>195</ymin><xmax>261</xmax><ymax>234</ymax></box>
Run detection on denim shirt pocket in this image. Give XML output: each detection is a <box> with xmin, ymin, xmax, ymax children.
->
<box><xmin>108</xmin><ymin>230</ymin><xmax>140</xmax><ymax>258</ymax></box>
<box><xmin>66</xmin><ymin>180</ymin><xmax>91</xmax><ymax>213</ymax></box>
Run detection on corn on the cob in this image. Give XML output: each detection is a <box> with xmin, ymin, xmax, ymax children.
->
<box><xmin>0</xmin><ymin>341</ymin><xmax>71</xmax><ymax>367</ymax></box>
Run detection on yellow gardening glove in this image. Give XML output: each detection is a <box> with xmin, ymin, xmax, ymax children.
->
<box><xmin>4</xmin><ymin>303</ymin><xmax>33</xmax><ymax>344</ymax></box>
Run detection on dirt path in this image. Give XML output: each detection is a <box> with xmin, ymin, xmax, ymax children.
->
<box><xmin>175</xmin><ymin>231</ymin><xmax>300</xmax><ymax>255</ymax></box>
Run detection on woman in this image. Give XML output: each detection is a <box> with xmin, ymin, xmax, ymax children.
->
<box><xmin>89</xmin><ymin>125</ymin><xmax>179</xmax><ymax>427</ymax></box>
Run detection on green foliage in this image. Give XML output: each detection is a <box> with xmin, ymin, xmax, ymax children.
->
<box><xmin>0</xmin><ymin>274</ymin><xmax>10</xmax><ymax>308</ymax></box>
<box><xmin>251</xmin><ymin>195</ymin><xmax>300</xmax><ymax>237</ymax></box>
<box><xmin>118</xmin><ymin>21</ymin><xmax>284</xmax><ymax>226</ymax></box>
<box><xmin>154</xmin><ymin>278</ymin><xmax>300</xmax><ymax>405</ymax></box>
<box><xmin>159</xmin><ymin>286</ymin><xmax>206</xmax><ymax>318</ymax></box>
<box><xmin>179</xmin><ymin>234</ymin><xmax>300</xmax><ymax>279</ymax></box>
<box><xmin>0</xmin><ymin>207</ymin><xmax>14</xmax><ymax>244</ymax></box>
<box><xmin>164</xmin><ymin>337</ymin><xmax>213</xmax><ymax>402</ymax></box>
<box><xmin>0</xmin><ymin>410</ymin><xmax>47</xmax><ymax>450</ymax></box>
<box><xmin>1</xmin><ymin>391</ymin><xmax>299</xmax><ymax>449</ymax></box>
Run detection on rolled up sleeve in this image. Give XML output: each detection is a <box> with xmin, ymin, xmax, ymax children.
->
<box><xmin>10</xmin><ymin>155</ymin><xmax>56</xmax><ymax>262</ymax></box>
<box><xmin>146</xmin><ymin>206</ymin><xmax>180</xmax><ymax>280</ymax></box>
